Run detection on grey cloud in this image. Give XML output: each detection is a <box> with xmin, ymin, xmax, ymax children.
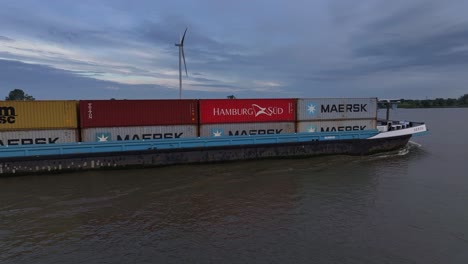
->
<box><xmin>43</xmin><ymin>27</ymin><xmax>124</xmax><ymax>48</ymax></box>
<box><xmin>191</xmin><ymin>83</ymin><xmax>240</xmax><ymax>89</ymax></box>
<box><xmin>0</xmin><ymin>59</ymin><xmax>249</xmax><ymax>99</ymax></box>
<box><xmin>190</xmin><ymin>77</ymin><xmax>218</xmax><ymax>83</ymax></box>
<box><xmin>0</xmin><ymin>35</ymin><xmax>14</xmax><ymax>42</ymax></box>
<box><xmin>135</xmin><ymin>18</ymin><xmax>188</xmax><ymax>46</ymax></box>
<box><xmin>2</xmin><ymin>0</ymin><xmax>468</xmax><ymax>99</ymax></box>
<box><xmin>353</xmin><ymin>1</ymin><xmax>468</xmax><ymax>64</ymax></box>
<box><xmin>354</xmin><ymin>25</ymin><xmax>468</xmax><ymax>68</ymax></box>
<box><xmin>0</xmin><ymin>59</ymin><xmax>174</xmax><ymax>99</ymax></box>
<box><xmin>0</xmin><ymin>49</ymin><xmax>170</xmax><ymax>80</ymax></box>
<box><xmin>135</xmin><ymin>18</ymin><xmax>244</xmax><ymax>60</ymax></box>
<box><xmin>363</xmin><ymin>2</ymin><xmax>438</xmax><ymax>33</ymax></box>
<box><xmin>0</xmin><ymin>5</ymin><xmax>135</xmax><ymax>50</ymax></box>
<box><xmin>316</xmin><ymin>0</ymin><xmax>468</xmax><ymax>81</ymax></box>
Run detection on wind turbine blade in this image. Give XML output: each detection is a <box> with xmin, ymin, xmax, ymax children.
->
<box><xmin>181</xmin><ymin>47</ymin><xmax>188</xmax><ymax>76</ymax></box>
<box><xmin>181</xmin><ymin>27</ymin><xmax>188</xmax><ymax>46</ymax></box>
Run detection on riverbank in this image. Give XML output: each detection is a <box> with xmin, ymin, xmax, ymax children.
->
<box><xmin>394</xmin><ymin>105</ymin><xmax>468</xmax><ymax>109</ymax></box>
<box><xmin>395</xmin><ymin>95</ymin><xmax>468</xmax><ymax>108</ymax></box>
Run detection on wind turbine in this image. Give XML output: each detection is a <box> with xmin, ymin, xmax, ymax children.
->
<box><xmin>175</xmin><ymin>28</ymin><xmax>188</xmax><ymax>99</ymax></box>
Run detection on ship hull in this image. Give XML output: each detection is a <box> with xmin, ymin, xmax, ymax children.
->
<box><xmin>0</xmin><ymin>135</ymin><xmax>411</xmax><ymax>176</ymax></box>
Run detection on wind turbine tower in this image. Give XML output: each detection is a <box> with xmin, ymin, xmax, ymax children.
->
<box><xmin>175</xmin><ymin>28</ymin><xmax>188</xmax><ymax>99</ymax></box>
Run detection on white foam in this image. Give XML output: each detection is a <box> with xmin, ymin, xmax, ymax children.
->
<box><xmin>365</xmin><ymin>142</ymin><xmax>419</xmax><ymax>160</ymax></box>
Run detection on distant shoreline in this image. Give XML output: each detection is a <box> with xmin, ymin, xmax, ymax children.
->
<box><xmin>381</xmin><ymin>106</ymin><xmax>468</xmax><ymax>109</ymax></box>
<box><xmin>393</xmin><ymin>94</ymin><xmax>468</xmax><ymax>108</ymax></box>
<box><xmin>398</xmin><ymin>105</ymin><xmax>468</xmax><ymax>109</ymax></box>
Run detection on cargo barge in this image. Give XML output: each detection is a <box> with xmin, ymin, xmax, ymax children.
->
<box><xmin>0</xmin><ymin>98</ymin><xmax>427</xmax><ymax>176</ymax></box>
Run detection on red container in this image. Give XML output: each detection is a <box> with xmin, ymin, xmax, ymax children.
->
<box><xmin>199</xmin><ymin>99</ymin><xmax>296</xmax><ymax>124</ymax></box>
<box><xmin>80</xmin><ymin>100</ymin><xmax>198</xmax><ymax>128</ymax></box>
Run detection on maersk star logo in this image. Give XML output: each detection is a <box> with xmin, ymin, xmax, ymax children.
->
<box><xmin>307</xmin><ymin>103</ymin><xmax>318</xmax><ymax>115</ymax></box>
<box><xmin>307</xmin><ymin>125</ymin><xmax>318</xmax><ymax>133</ymax></box>
<box><xmin>96</xmin><ymin>132</ymin><xmax>111</xmax><ymax>142</ymax></box>
<box><xmin>211</xmin><ymin>129</ymin><xmax>224</xmax><ymax>137</ymax></box>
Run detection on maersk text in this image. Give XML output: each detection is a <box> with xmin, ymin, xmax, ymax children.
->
<box><xmin>0</xmin><ymin>137</ymin><xmax>59</xmax><ymax>146</ymax></box>
<box><xmin>320</xmin><ymin>104</ymin><xmax>367</xmax><ymax>113</ymax></box>
<box><xmin>320</xmin><ymin>126</ymin><xmax>366</xmax><ymax>132</ymax></box>
<box><xmin>228</xmin><ymin>129</ymin><xmax>283</xmax><ymax>136</ymax></box>
<box><xmin>116</xmin><ymin>133</ymin><xmax>183</xmax><ymax>141</ymax></box>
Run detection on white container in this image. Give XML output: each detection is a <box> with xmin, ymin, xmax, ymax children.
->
<box><xmin>81</xmin><ymin>125</ymin><xmax>198</xmax><ymax>142</ymax></box>
<box><xmin>200</xmin><ymin>122</ymin><xmax>295</xmax><ymax>137</ymax></box>
<box><xmin>297</xmin><ymin>98</ymin><xmax>378</xmax><ymax>121</ymax></box>
<box><xmin>297</xmin><ymin>119</ymin><xmax>377</xmax><ymax>133</ymax></box>
<box><xmin>0</xmin><ymin>129</ymin><xmax>78</xmax><ymax>146</ymax></box>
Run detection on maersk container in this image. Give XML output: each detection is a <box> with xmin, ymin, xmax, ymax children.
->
<box><xmin>81</xmin><ymin>125</ymin><xmax>198</xmax><ymax>142</ymax></box>
<box><xmin>199</xmin><ymin>99</ymin><xmax>296</xmax><ymax>124</ymax></box>
<box><xmin>297</xmin><ymin>98</ymin><xmax>377</xmax><ymax>121</ymax></box>
<box><xmin>200</xmin><ymin>122</ymin><xmax>295</xmax><ymax>138</ymax></box>
<box><xmin>0</xmin><ymin>101</ymin><xmax>78</xmax><ymax>131</ymax></box>
<box><xmin>80</xmin><ymin>100</ymin><xmax>198</xmax><ymax>128</ymax></box>
<box><xmin>0</xmin><ymin>129</ymin><xmax>78</xmax><ymax>146</ymax></box>
<box><xmin>297</xmin><ymin>119</ymin><xmax>377</xmax><ymax>133</ymax></box>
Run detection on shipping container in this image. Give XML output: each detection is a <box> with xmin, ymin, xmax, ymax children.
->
<box><xmin>297</xmin><ymin>98</ymin><xmax>377</xmax><ymax>121</ymax></box>
<box><xmin>199</xmin><ymin>99</ymin><xmax>295</xmax><ymax>124</ymax></box>
<box><xmin>80</xmin><ymin>100</ymin><xmax>198</xmax><ymax>128</ymax></box>
<box><xmin>297</xmin><ymin>119</ymin><xmax>377</xmax><ymax>133</ymax></box>
<box><xmin>0</xmin><ymin>129</ymin><xmax>78</xmax><ymax>146</ymax></box>
<box><xmin>0</xmin><ymin>101</ymin><xmax>78</xmax><ymax>131</ymax></box>
<box><xmin>200</xmin><ymin>122</ymin><xmax>295</xmax><ymax>137</ymax></box>
<box><xmin>81</xmin><ymin>125</ymin><xmax>198</xmax><ymax>142</ymax></box>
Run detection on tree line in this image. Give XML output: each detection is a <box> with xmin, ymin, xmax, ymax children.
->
<box><xmin>398</xmin><ymin>94</ymin><xmax>468</xmax><ymax>108</ymax></box>
<box><xmin>5</xmin><ymin>89</ymin><xmax>35</xmax><ymax>101</ymax></box>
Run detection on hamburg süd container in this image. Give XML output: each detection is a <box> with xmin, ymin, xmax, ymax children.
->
<box><xmin>80</xmin><ymin>100</ymin><xmax>198</xmax><ymax>128</ymax></box>
<box><xmin>297</xmin><ymin>119</ymin><xmax>377</xmax><ymax>133</ymax></box>
<box><xmin>81</xmin><ymin>125</ymin><xmax>198</xmax><ymax>142</ymax></box>
<box><xmin>199</xmin><ymin>99</ymin><xmax>295</xmax><ymax>124</ymax></box>
<box><xmin>0</xmin><ymin>101</ymin><xmax>78</xmax><ymax>131</ymax></box>
<box><xmin>200</xmin><ymin>122</ymin><xmax>295</xmax><ymax>137</ymax></box>
<box><xmin>0</xmin><ymin>129</ymin><xmax>78</xmax><ymax>146</ymax></box>
<box><xmin>297</xmin><ymin>98</ymin><xmax>377</xmax><ymax>121</ymax></box>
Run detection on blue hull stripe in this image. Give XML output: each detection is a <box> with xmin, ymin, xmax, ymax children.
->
<box><xmin>0</xmin><ymin>130</ymin><xmax>379</xmax><ymax>158</ymax></box>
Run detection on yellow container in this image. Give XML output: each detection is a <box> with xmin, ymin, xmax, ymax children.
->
<box><xmin>0</xmin><ymin>101</ymin><xmax>79</xmax><ymax>130</ymax></box>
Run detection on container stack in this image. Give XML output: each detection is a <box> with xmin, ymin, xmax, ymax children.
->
<box><xmin>296</xmin><ymin>98</ymin><xmax>378</xmax><ymax>133</ymax></box>
<box><xmin>0</xmin><ymin>98</ymin><xmax>379</xmax><ymax>146</ymax></box>
<box><xmin>199</xmin><ymin>99</ymin><xmax>296</xmax><ymax>137</ymax></box>
<box><xmin>0</xmin><ymin>101</ymin><xmax>79</xmax><ymax>146</ymax></box>
<box><xmin>79</xmin><ymin>100</ymin><xmax>198</xmax><ymax>142</ymax></box>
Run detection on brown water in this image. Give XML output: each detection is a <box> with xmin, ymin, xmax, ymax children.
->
<box><xmin>1</xmin><ymin>108</ymin><xmax>468</xmax><ymax>264</ymax></box>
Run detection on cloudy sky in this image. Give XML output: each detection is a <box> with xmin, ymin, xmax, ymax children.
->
<box><xmin>1</xmin><ymin>0</ymin><xmax>467</xmax><ymax>100</ymax></box>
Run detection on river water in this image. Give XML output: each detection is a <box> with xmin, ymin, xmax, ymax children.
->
<box><xmin>1</xmin><ymin>108</ymin><xmax>467</xmax><ymax>264</ymax></box>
